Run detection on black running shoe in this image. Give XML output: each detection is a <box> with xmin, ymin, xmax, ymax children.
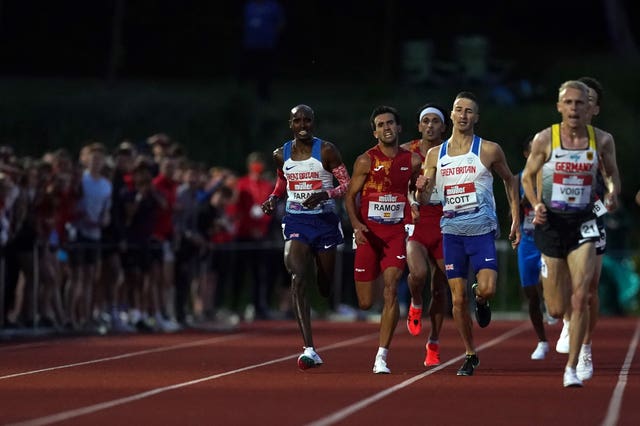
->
<box><xmin>473</xmin><ymin>283</ymin><xmax>491</xmax><ymax>328</ymax></box>
<box><xmin>457</xmin><ymin>354</ymin><xmax>480</xmax><ymax>376</ymax></box>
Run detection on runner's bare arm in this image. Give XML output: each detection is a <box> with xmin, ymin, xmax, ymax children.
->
<box><xmin>345</xmin><ymin>154</ymin><xmax>371</xmax><ymax>244</ymax></box>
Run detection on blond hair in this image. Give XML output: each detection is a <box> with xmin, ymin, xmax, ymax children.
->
<box><xmin>557</xmin><ymin>80</ymin><xmax>589</xmax><ymax>101</ymax></box>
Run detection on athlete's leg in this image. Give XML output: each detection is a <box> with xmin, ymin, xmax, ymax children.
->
<box><xmin>584</xmin><ymin>254</ymin><xmax>603</xmax><ymax>344</ymax></box>
<box><xmin>448</xmin><ymin>276</ymin><xmax>474</xmax><ymax>353</ymax></box>
<box><xmin>518</xmin><ymin>241</ymin><xmax>547</xmax><ymax>342</ymax></box>
<box><xmin>428</xmin><ymin>257</ymin><xmax>447</xmax><ymax>341</ymax></box>
<box><xmin>474</xmin><ymin>268</ymin><xmax>497</xmax><ymax>304</ymax></box>
<box><xmin>378</xmin><ymin>266</ymin><xmax>402</xmax><ymax>349</ymax></box>
<box><xmin>524</xmin><ymin>284</ymin><xmax>547</xmax><ymax>342</ymax></box>
<box><xmin>566</xmin><ymin>243</ymin><xmax>596</xmax><ymax>369</ymax></box>
<box><xmin>539</xmin><ymin>255</ymin><xmax>570</xmax><ymax>319</ymax></box>
<box><xmin>284</xmin><ymin>240</ymin><xmax>314</xmax><ymax>347</ymax></box>
<box><xmin>315</xmin><ymin>248</ymin><xmax>337</xmax><ymax>298</ymax></box>
<box><xmin>406</xmin><ymin>240</ymin><xmax>428</xmax><ymax>307</ymax></box>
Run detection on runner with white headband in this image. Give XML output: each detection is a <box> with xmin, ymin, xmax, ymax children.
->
<box><xmin>400</xmin><ymin>103</ymin><xmax>450</xmax><ymax>368</ymax></box>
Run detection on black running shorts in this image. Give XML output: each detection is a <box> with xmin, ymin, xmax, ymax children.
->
<box><xmin>534</xmin><ymin>210</ymin><xmax>598</xmax><ymax>258</ymax></box>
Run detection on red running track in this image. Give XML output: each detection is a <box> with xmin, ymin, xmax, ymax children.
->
<box><xmin>0</xmin><ymin>316</ymin><xmax>638</xmax><ymax>426</ymax></box>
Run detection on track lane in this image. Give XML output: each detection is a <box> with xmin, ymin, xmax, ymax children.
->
<box><xmin>0</xmin><ymin>318</ymin><xmax>637</xmax><ymax>426</ymax></box>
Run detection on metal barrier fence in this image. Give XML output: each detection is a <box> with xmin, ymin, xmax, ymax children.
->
<box><xmin>1</xmin><ymin>237</ymin><xmax>529</xmax><ymax>332</ymax></box>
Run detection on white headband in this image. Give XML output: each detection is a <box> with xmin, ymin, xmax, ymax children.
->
<box><xmin>419</xmin><ymin>107</ymin><xmax>445</xmax><ymax>123</ymax></box>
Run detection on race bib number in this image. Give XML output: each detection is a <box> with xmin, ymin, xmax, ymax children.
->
<box><xmin>592</xmin><ymin>199</ymin><xmax>606</xmax><ymax>217</ymax></box>
<box><xmin>580</xmin><ymin>219</ymin><xmax>599</xmax><ymax>239</ymax></box>
<box><xmin>523</xmin><ymin>209</ymin><xmax>535</xmax><ymax>235</ymax></box>
<box><xmin>404</xmin><ymin>223</ymin><xmax>415</xmax><ymax>237</ymax></box>
<box><xmin>428</xmin><ymin>186</ymin><xmax>443</xmax><ymax>205</ymax></box>
<box><xmin>443</xmin><ymin>182</ymin><xmax>478</xmax><ymax>215</ymax></box>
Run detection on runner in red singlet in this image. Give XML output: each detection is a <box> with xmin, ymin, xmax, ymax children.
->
<box><xmin>400</xmin><ymin>103</ymin><xmax>450</xmax><ymax>367</ymax></box>
<box><xmin>345</xmin><ymin>105</ymin><xmax>422</xmax><ymax>374</ymax></box>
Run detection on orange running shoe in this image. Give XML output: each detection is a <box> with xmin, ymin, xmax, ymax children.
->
<box><xmin>406</xmin><ymin>306</ymin><xmax>422</xmax><ymax>336</ymax></box>
<box><xmin>424</xmin><ymin>342</ymin><xmax>440</xmax><ymax>366</ymax></box>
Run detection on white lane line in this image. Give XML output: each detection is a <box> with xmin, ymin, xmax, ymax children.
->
<box><xmin>0</xmin><ymin>334</ymin><xmax>246</xmax><ymax>380</ymax></box>
<box><xmin>6</xmin><ymin>333</ymin><xmax>378</xmax><ymax>426</ymax></box>
<box><xmin>305</xmin><ymin>322</ymin><xmax>530</xmax><ymax>426</ymax></box>
<box><xmin>601</xmin><ymin>318</ymin><xmax>640</xmax><ymax>426</ymax></box>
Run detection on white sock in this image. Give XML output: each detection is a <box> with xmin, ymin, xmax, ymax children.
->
<box><xmin>376</xmin><ymin>347</ymin><xmax>388</xmax><ymax>359</ymax></box>
<box><xmin>581</xmin><ymin>343</ymin><xmax>591</xmax><ymax>354</ymax></box>
<box><xmin>411</xmin><ymin>302</ymin><xmax>422</xmax><ymax>309</ymax></box>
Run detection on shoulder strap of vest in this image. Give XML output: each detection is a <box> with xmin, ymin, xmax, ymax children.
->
<box><xmin>311</xmin><ymin>137</ymin><xmax>323</xmax><ymax>160</ymax></box>
<box><xmin>283</xmin><ymin>140</ymin><xmax>293</xmax><ymax>160</ymax></box>
<box><xmin>586</xmin><ymin>125</ymin><xmax>596</xmax><ymax>150</ymax></box>
<box><xmin>551</xmin><ymin>123</ymin><xmax>561</xmax><ymax>150</ymax></box>
<box><xmin>471</xmin><ymin>135</ymin><xmax>481</xmax><ymax>155</ymax></box>
<box><xmin>439</xmin><ymin>140</ymin><xmax>448</xmax><ymax>159</ymax></box>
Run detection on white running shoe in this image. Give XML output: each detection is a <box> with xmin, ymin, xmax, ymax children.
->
<box><xmin>556</xmin><ymin>320</ymin><xmax>570</xmax><ymax>354</ymax></box>
<box><xmin>297</xmin><ymin>347</ymin><xmax>323</xmax><ymax>370</ymax></box>
<box><xmin>577</xmin><ymin>345</ymin><xmax>593</xmax><ymax>381</ymax></box>
<box><xmin>563</xmin><ymin>366</ymin><xmax>583</xmax><ymax>388</ymax></box>
<box><xmin>373</xmin><ymin>356</ymin><xmax>391</xmax><ymax>374</ymax></box>
<box><xmin>531</xmin><ymin>341</ymin><xmax>549</xmax><ymax>360</ymax></box>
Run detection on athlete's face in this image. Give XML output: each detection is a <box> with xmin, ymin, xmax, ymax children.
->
<box><xmin>373</xmin><ymin>112</ymin><xmax>401</xmax><ymax>145</ymax></box>
<box><xmin>450</xmin><ymin>98</ymin><xmax>478</xmax><ymax>132</ymax></box>
<box><xmin>584</xmin><ymin>87</ymin><xmax>600</xmax><ymax>123</ymax></box>
<box><xmin>557</xmin><ymin>87</ymin><xmax>589</xmax><ymax>129</ymax></box>
<box><xmin>289</xmin><ymin>108</ymin><xmax>315</xmax><ymax>142</ymax></box>
<box><xmin>418</xmin><ymin>113</ymin><xmax>446</xmax><ymax>143</ymax></box>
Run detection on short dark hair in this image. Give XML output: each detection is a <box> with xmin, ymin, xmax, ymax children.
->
<box><xmin>578</xmin><ymin>76</ymin><xmax>604</xmax><ymax>106</ymax></box>
<box><xmin>453</xmin><ymin>91</ymin><xmax>479</xmax><ymax>113</ymax></box>
<box><xmin>370</xmin><ymin>105</ymin><xmax>401</xmax><ymax>131</ymax></box>
<box><xmin>455</xmin><ymin>91</ymin><xmax>478</xmax><ymax>103</ymax></box>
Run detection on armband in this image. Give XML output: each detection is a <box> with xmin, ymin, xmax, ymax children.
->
<box><xmin>326</xmin><ymin>164</ymin><xmax>350</xmax><ymax>199</ymax></box>
<box><xmin>270</xmin><ymin>168</ymin><xmax>286</xmax><ymax>199</ymax></box>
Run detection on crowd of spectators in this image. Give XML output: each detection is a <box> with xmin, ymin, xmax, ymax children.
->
<box><xmin>0</xmin><ymin>134</ymin><xmax>291</xmax><ymax>334</ymax></box>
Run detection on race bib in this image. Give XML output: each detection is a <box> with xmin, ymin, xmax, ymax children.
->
<box><xmin>592</xmin><ymin>199</ymin><xmax>606</xmax><ymax>217</ymax></box>
<box><xmin>580</xmin><ymin>219</ymin><xmax>599</xmax><ymax>239</ymax></box>
<box><xmin>551</xmin><ymin>173</ymin><xmax>592</xmax><ymax>211</ymax></box>
<box><xmin>367</xmin><ymin>194</ymin><xmax>405</xmax><ymax>224</ymax></box>
<box><xmin>428</xmin><ymin>186</ymin><xmax>443</xmax><ymax>205</ymax></box>
<box><xmin>404</xmin><ymin>223</ymin><xmax>415</xmax><ymax>237</ymax></box>
<box><xmin>523</xmin><ymin>209</ymin><xmax>535</xmax><ymax>235</ymax></box>
<box><xmin>443</xmin><ymin>182</ymin><xmax>478</xmax><ymax>215</ymax></box>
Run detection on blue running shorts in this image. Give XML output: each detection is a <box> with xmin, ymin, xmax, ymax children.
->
<box><xmin>282</xmin><ymin>212</ymin><xmax>344</xmax><ymax>251</ymax></box>
<box><xmin>443</xmin><ymin>232</ymin><xmax>497</xmax><ymax>279</ymax></box>
<box><xmin>517</xmin><ymin>234</ymin><xmax>541</xmax><ymax>287</ymax></box>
